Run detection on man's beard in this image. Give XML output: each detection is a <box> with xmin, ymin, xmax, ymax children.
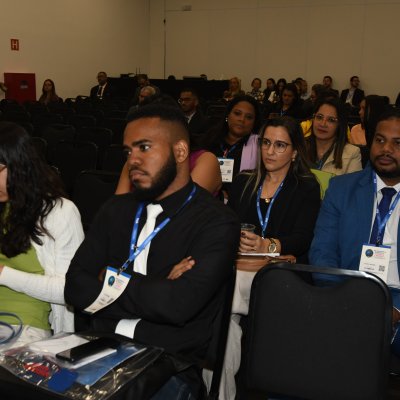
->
<box><xmin>132</xmin><ymin>151</ymin><xmax>177</xmax><ymax>201</ymax></box>
<box><xmin>372</xmin><ymin>155</ymin><xmax>400</xmax><ymax>180</ymax></box>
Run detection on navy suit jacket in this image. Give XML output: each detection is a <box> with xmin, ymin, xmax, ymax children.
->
<box><xmin>309</xmin><ymin>165</ymin><xmax>400</xmax><ymax>307</ymax></box>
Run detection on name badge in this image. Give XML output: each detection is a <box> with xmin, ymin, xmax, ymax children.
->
<box><xmin>218</xmin><ymin>158</ymin><xmax>234</xmax><ymax>182</ymax></box>
<box><xmin>359</xmin><ymin>244</ymin><xmax>390</xmax><ymax>283</ymax></box>
<box><xmin>84</xmin><ymin>267</ymin><xmax>131</xmax><ymax>314</ymax></box>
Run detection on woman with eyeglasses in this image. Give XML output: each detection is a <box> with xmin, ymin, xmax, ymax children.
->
<box><xmin>228</xmin><ymin>116</ymin><xmax>320</xmax><ymax>261</ymax></box>
<box><xmin>306</xmin><ymin>97</ymin><xmax>362</xmax><ymax>175</ymax></box>
<box><xmin>220</xmin><ymin>116</ymin><xmax>320</xmax><ymax>399</ymax></box>
<box><xmin>0</xmin><ymin>122</ymin><xmax>84</xmax><ymax>348</ymax></box>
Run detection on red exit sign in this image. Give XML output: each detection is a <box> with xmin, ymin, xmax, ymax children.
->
<box><xmin>10</xmin><ymin>39</ymin><xmax>19</xmax><ymax>51</ymax></box>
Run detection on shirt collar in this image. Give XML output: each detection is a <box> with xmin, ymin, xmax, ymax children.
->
<box><xmin>376</xmin><ymin>174</ymin><xmax>400</xmax><ymax>193</ymax></box>
<box><xmin>152</xmin><ymin>180</ymin><xmax>196</xmax><ymax>217</ymax></box>
<box><xmin>186</xmin><ymin>111</ymin><xmax>196</xmax><ymax>123</ymax></box>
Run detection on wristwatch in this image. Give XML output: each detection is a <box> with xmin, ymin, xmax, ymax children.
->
<box><xmin>268</xmin><ymin>238</ymin><xmax>277</xmax><ymax>253</ymax></box>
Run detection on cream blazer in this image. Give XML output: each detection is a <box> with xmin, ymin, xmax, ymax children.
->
<box><xmin>321</xmin><ymin>143</ymin><xmax>362</xmax><ymax>176</ymax></box>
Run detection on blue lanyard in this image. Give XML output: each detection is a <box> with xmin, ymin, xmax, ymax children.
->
<box><xmin>220</xmin><ymin>142</ymin><xmax>239</xmax><ymax>158</ymax></box>
<box><xmin>256</xmin><ymin>180</ymin><xmax>284</xmax><ymax>238</ymax></box>
<box><xmin>371</xmin><ymin>172</ymin><xmax>400</xmax><ymax>245</ymax></box>
<box><xmin>119</xmin><ymin>185</ymin><xmax>197</xmax><ymax>273</ymax></box>
<box><xmin>315</xmin><ymin>159</ymin><xmax>324</xmax><ymax>170</ymax></box>
<box><xmin>0</xmin><ymin>312</ymin><xmax>23</xmax><ymax>344</ymax></box>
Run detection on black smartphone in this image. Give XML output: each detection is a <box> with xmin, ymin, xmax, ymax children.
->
<box><xmin>55</xmin><ymin>337</ymin><xmax>120</xmax><ymax>363</ymax></box>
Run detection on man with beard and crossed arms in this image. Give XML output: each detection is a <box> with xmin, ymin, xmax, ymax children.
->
<box><xmin>65</xmin><ymin>104</ymin><xmax>240</xmax><ymax>398</ymax></box>
<box><xmin>310</xmin><ymin>107</ymin><xmax>400</xmax><ymax>327</ymax></box>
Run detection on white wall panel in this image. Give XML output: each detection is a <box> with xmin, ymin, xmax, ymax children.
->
<box><xmin>149</xmin><ymin>0</ymin><xmax>400</xmax><ymax>101</ymax></box>
<box><xmin>1</xmin><ymin>0</ymin><xmax>149</xmax><ymax>99</ymax></box>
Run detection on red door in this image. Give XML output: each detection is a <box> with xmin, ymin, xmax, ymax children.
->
<box><xmin>4</xmin><ymin>73</ymin><xmax>36</xmax><ymax>104</ymax></box>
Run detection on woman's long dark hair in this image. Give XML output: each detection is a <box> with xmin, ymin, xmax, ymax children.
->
<box><xmin>307</xmin><ymin>97</ymin><xmax>348</xmax><ymax>169</ymax></box>
<box><xmin>278</xmin><ymin>83</ymin><xmax>300</xmax><ymax>109</ymax></box>
<box><xmin>0</xmin><ymin>122</ymin><xmax>65</xmax><ymax>257</ymax></box>
<box><xmin>38</xmin><ymin>79</ymin><xmax>59</xmax><ymax>104</ymax></box>
<box><xmin>363</xmin><ymin>95</ymin><xmax>390</xmax><ymax>149</ymax></box>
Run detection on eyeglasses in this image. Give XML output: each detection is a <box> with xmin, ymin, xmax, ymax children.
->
<box><xmin>313</xmin><ymin>113</ymin><xmax>339</xmax><ymax>124</ymax></box>
<box><xmin>258</xmin><ymin>138</ymin><xmax>292</xmax><ymax>153</ymax></box>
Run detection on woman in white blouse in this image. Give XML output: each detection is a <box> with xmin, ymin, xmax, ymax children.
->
<box><xmin>0</xmin><ymin>122</ymin><xmax>84</xmax><ymax>347</ymax></box>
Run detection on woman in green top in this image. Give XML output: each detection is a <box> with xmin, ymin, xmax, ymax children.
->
<box><xmin>0</xmin><ymin>122</ymin><xmax>84</xmax><ymax>348</ymax></box>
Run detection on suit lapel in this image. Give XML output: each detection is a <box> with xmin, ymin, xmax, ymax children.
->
<box><xmin>356</xmin><ymin>167</ymin><xmax>375</xmax><ymax>244</ymax></box>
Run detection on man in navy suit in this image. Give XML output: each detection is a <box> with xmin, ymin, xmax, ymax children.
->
<box><xmin>340</xmin><ymin>76</ymin><xmax>365</xmax><ymax>107</ymax></box>
<box><xmin>310</xmin><ymin>108</ymin><xmax>400</xmax><ymax>323</ymax></box>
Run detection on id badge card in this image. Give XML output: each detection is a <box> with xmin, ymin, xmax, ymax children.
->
<box><xmin>218</xmin><ymin>158</ymin><xmax>234</xmax><ymax>182</ymax></box>
<box><xmin>359</xmin><ymin>244</ymin><xmax>390</xmax><ymax>283</ymax></box>
<box><xmin>84</xmin><ymin>267</ymin><xmax>131</xmax><ymax>314</ymax></box>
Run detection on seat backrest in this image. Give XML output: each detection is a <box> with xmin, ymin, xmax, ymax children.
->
<box><xmin>41</xmin><ymin>124</ymin><xmax>76</xmax><ymax>160</ymax></box>
<box><xmin>107</xmin><ymin>110</ymin><xmax>127</xmax><ymax>119</ymax></box>
<box><xmin>102</xmin><ymin>144</ymin><xmax>126</xmax><ymax>172</ymax></box>
<box><xmin>245</xmin><ymin>263</ymin><xmax>392</xmax><ymax>400</ymax></box>
<box><xmin>2</xmin><ymin>110</ymin><xmax>31</xmax><ymax>123</ymax></box>
<box><xmin>101</xmin><ymin>117</ymin><xmax>127</xmax><ymax>144</ymax></box>
<box><xmin>76</xmin><ymin>127</ymin><xmax>113</xmax><ymax>168</ymax></box>
<box><xmin>31</xmin><ymin>136</ymin><xmax>47</xmax><ymax>161</ymax></box>
<box><xmin>32</xmin><ymin>112</ymin><xmax>63</xmax><ymax>127</ymax></box>
<box><xmin>206</xmin><ymin>103</ymin><xmax>227</xmax><ymax>117</ymax></box>
<box><xmin>69</xmin><ymin>114</ymin><xmax>97</xmax><ymax>129</ymax></box>
<box><xmin>0</xmin><ymin>99</ymin><xmax>24</xmax><ymax>113</ymax></box>
<box><xmin>72</xmin><ymin>170</ymin><xmax>119</xmax><ymax>231</ymax></box>
<box><xmin>48</xmin><ymin>104</ymin><xmax>76</xmax><ymax>121</ymax></box>
<box><xmin>51</xmin><ymin>140</ymin><xmax>98</xmax><ymax>195</ymax></box>
<box><xmin>16</xmin><ymin>121</ymin><xmax>34</xmax><ymax>136</ymax></box>
<box><xmin>25</xmin><ymin>101</ymin><xmax>48</xmax><ymax>115</ymax></box>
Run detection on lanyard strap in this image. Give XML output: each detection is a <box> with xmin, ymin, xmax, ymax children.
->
<box><xmin>0</xmin><ymin>312</ymin><xmax>23</xmax><ymax>344</ymax></box>
<box><xmin>220</xmin><ymin>142</ymin><xmax>239</xmax><ymax>158</ymax></box>
<box><xmin>256</xmin><ymin>180</ymin><xmax>284</xmax><ymax>238</ymax></box>
<box><xmin>372</xmin><ymin>172</ymin><xmax>400</xmax><ymax>245</ymax></box>
<box><xmin>119</xmin><ymin>185</ymin><xmax>197</xmax><ymax>273</ymax></box>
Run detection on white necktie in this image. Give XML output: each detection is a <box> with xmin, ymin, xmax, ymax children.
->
<box><xmin>115</xmin><ymin>203</ymin><xmax>163</xmax><ymax>338</ymax></box>
<box><xmin>133</xmin><ymin>203</ymin><xmax>163</xmax><ymax>275</ymax></box>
